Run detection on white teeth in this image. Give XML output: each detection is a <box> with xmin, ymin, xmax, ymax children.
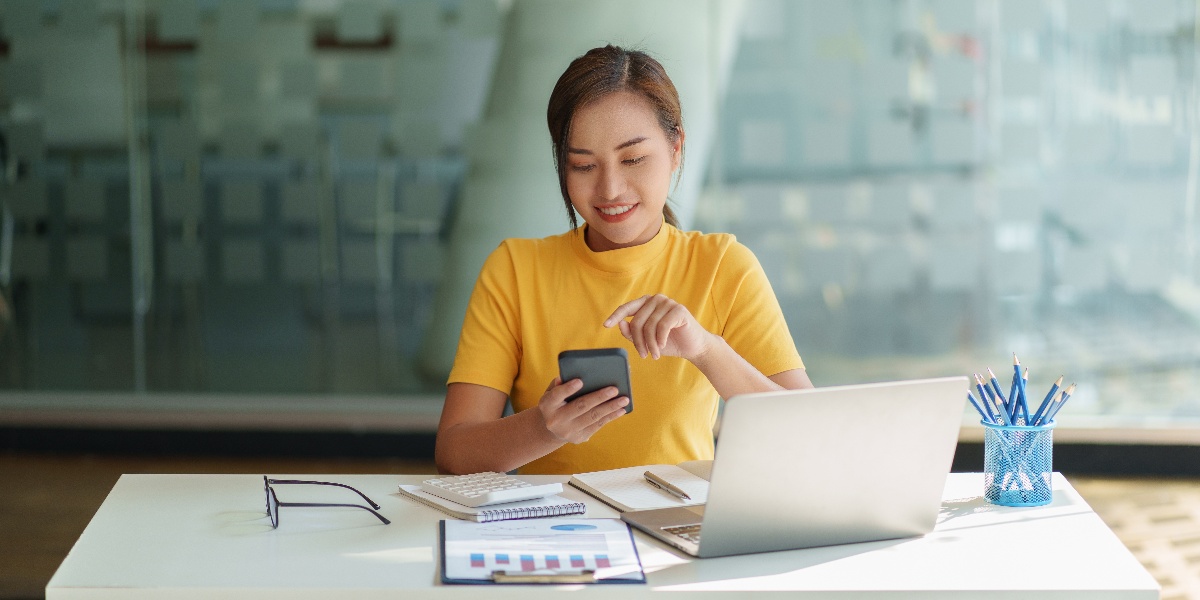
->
<box><xmin>599</xmin><ymin>205</ymin><xmax>633</xmax><ymax>216</ymax></box>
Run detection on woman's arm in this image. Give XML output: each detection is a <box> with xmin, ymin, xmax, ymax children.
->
<box><xmin>434</xmin><ymin>380</ymin><xmax>629</xmax><ymax>474</ymax></box>
<box><xmin>435</xmin><ymin>383</ymin><xmax>553</xmax><ymax>475</ymax></box>
<box><xmin>689</xmin><ymin>336</ymin><xmax>813</xmax><ymax>398</ymax></box>
<box><xmin>605</xmin><ymin>294</ymin><xmax>812</xmax><ymax>400</ymax></box>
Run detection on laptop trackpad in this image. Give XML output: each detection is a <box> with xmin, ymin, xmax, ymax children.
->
<box><xmin>624</xmin><ymin>505</ymin><xmax>706</xmax><ymax>529</ymax></box>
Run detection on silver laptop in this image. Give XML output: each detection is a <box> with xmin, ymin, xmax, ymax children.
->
<box><xmin>622</xmin><ymin>376</ymin><xmax>968</xmax><ymax>558</ymax></box>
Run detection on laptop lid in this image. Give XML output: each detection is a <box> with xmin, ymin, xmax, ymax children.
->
<box><xmin>694</xmin><ymin>376</ymin><xmax>967</xmax><ymax>557</ymax></box>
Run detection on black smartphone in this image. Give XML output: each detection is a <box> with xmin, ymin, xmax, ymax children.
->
<box><xmin>557</xmin><ymin>348</ymin><xmax>634</xmax><ymax>413</ymax></box>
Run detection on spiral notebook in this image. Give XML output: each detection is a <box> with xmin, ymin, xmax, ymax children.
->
<box><xmin>569</xmin><ymin>465</ymin><xmax>709</xmax><ymax>512</ymax></box>
<box><xmin>397</xmin><ymin>485</ymin><xmax>586</xmax><ymax>522</ymax></box>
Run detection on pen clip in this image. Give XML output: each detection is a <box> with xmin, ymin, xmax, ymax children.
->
<box><xmin>646</xmin><ymin>478</ymin><xmax>677</xmax><ymax>498</ymax></box>
<box><xmin>644</xmin><ymin>472</ymin><xmax>691</xmax><ymax>500</ymax></box>
<box><xmin>492</xmin><ymin>570</ymin><xmax>596</xmax><ymax>584</ymax></box>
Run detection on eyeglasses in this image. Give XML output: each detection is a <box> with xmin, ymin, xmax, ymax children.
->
<box><xmin>263</xmin><ymin>476</ymin><xmax>391</xmax><ymax>528</ymax></box>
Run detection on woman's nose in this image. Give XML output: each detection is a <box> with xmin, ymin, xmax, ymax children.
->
<box><xmin>596</xmin><ymin>166</ymin><xmax>624</xmax><ymax>200</ymax></box>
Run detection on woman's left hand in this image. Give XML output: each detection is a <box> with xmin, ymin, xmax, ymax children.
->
<box><xmin>604</xmin><ymin>294</ymin><xmax>716</xmax><ymax>362</ymax></box>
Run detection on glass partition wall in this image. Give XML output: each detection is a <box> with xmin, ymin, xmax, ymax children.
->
<box><xmin>0</xmin><ymin>0</ymin><xmax>499</xmax><ymax>396</ymax></box>
<box><xmin>2</xmin><ymin>0</ymin><xmax>1199</xmax><ymax>431</ymax></box>
<box><xmin>702</xmin><ymin>0</ymin><xmax>1200</xmax><ymax>426</ymax></box>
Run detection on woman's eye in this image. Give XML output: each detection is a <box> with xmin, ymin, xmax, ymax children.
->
<box><xmin>623</xmin><ymin>155</ymin><xmax>647</xmax><ymax>166</ymax></box>
<box><xmin>570</xmin><ymin>164</ymin><xmax>595</xmax><ymax>173</ymax></box>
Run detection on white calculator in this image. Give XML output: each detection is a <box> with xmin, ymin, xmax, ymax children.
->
<box><xmin>419</xmin><ymin>472</ymin><xmax>564</xmax><ymax>508</ymax></box>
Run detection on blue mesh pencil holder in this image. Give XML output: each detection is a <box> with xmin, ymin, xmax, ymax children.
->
<box><xmin>983</xmin><ymin>420</ymin><xmax>1055</xmax><ymax>507</ymax></box>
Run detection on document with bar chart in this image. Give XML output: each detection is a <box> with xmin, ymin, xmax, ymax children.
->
<box><xmin>440</xmin><ymin>518</ymin><xmax>646</xmax><ymax>584</ymax></box>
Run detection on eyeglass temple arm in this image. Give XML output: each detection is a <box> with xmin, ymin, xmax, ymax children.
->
<box><xmin>267</xmin><ymin>479</ymin><xmax>382</xmax><ymax>509</ymax></box>
<box><xmin>275</xmin><ymin>501</ymin><xmax>392</xmax><ymax>525</ymax></box>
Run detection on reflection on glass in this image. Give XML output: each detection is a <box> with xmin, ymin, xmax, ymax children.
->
<box><xmin>0</xmin><ymin>0</ymin><xmax>1197</xmax><ymax>426</ymax></box>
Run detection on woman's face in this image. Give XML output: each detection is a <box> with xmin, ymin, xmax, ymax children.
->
<box><xmin>566</xmin><ymin>90</ymin><xmax>682</xmax><ymax>252</ymax></box>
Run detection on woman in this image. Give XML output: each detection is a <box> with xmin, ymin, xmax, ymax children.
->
<box><xmin>435</xmin><ymin>45</ymin><xmax>813</xmax><ymax>475</ymax></box>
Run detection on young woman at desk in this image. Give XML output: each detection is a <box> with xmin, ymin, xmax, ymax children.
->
<box><xmin>435</xmin><ymin>45</ymin><xmax>813</xmax><ymax>476</ymax></box>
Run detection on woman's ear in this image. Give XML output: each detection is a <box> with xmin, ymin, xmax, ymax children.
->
<box><xmin>671</xmin><ymin>126</ymin><xmax>685</xmax><ymax>171</ymax></box>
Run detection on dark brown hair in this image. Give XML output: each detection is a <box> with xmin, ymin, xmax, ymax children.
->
<box><xmin>546</xmin><ymin>45</ymin><xmax>684</xmax><ymax>231</ymax></box>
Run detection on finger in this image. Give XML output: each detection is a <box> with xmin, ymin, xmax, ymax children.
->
<box><xmin>545</xmin><ymin>377</ymin><xmax>562</xmax><ymax>392</ymax></box>
<box><xmin>655</xmin><ymin>304</ymin><xmax>687</xmax><ymax>358</ymax></box>
<box><xmin>618</xmin><ymin>319</ymin><xmax>632</xmax><ymax>342</ymax></box>
<box><xmin>575</xmin><ymin>399</ymin><xmax>628</xmax><ymax>441</ymax></box>
<box><xmin>603</xmin><ymin>295</ymin><xmax>651</xmax><ymax>328</ymax></box>
<box><xmin>562</xmin><ymin>386</ymin><xmax>619</xmax><ymax>417</ymax></box>
<box><xmin>545</xmin><ymin>378</ymin><xmax>584</xmax><ymax>406</ymax></box>
<box><xmin>644</xmin><ymin>297</ymin><xmax>676</xmax><ymax>359</ymax></box>
<box><xmin>581</xmin><ymin>396</ymin><xmax>628</xmax><ymax>429</ymax></box>
<box><xmin>627</xmin><ymin>296</ymin><xmax>661</xmax><ymax>358</ymax></box>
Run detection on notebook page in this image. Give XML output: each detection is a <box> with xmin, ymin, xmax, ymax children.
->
<box><xmin>572</xmin><ymin>465</ymin><xmax>708</xmax><ymax>511</ymax></box>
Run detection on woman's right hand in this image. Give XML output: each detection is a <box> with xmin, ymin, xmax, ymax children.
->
<box><xmin>537</xmin><ymin>377</ymin><xmax>628</xmax><ymax>444</ymax></box>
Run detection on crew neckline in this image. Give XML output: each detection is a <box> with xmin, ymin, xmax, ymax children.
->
<box><xmin>570</xmin><ymin>222</ymin><xmax>674</xmax><ymax>274</ymax></box>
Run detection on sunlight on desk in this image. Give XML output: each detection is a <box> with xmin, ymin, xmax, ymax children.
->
<box><xmin>346</xmin><ymin>546</ymin><xmax>435</xmax><ymax>564</ymax></box>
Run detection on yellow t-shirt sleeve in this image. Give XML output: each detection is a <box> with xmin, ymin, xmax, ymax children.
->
<box><xmin>446</xmin><ymin>242</ymin><xmax>522</xmax><ymax>394</ymax></box>
<box><xmin>713</xmin><ymin>240</ymin><xmax>804</xmax><ymax>377</ymax></box>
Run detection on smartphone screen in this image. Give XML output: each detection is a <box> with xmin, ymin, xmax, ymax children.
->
<box><xmin>557</xmin><ymin>348</ymin><xmax>634</xmax><ymax>413</ymax></box>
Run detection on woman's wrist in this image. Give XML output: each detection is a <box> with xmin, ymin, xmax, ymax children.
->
<box><xmin>686</xmin><ymin>332</ymin><xmax>725</xmax><ymax>370</ymax></box>
<box><xmin>527</xmin><ymin>403</ymin><xmax>569</xmax><ymax>446</ymax></box>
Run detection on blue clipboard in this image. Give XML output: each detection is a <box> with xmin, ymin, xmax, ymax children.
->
<box><xmin>438</xmin><ymin>518</ymin><xmax>647</xmax><ymax>585</ymax></box>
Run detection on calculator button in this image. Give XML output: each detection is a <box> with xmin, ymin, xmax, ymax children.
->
<box><xmin>419</xmin><ymin>472</ymin><xmax>564</xmax><ymax>508</ymax></box>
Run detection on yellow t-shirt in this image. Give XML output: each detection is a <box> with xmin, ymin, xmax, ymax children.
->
<box><xmin>447</xmin><ymin>223</ymin><xmax>804</xmax><ymax>474</ymax></box>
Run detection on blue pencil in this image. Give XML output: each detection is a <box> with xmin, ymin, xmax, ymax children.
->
<box><xmin>1022</xmin><ymin>369</ymin><xmax>1031</xmax><ymax>421</ymax></box>
<box><xmin>1013</xmin><ymin>359</ymin><xmax>1030</xmax><ymax>423</ymax></box>
<box><xmin>968</xmin><ymin>390</ymin><xmax>995</xmax><ymax>424</ymax></box>
<box><xmin>1044</xmin><ymin>383</ymin><xmax>1076</xmax><ymax>424</ymax></box>
<box><xmin>1035</xmin><ymin>390</ymin><xmax>1063</xmax><ymax>426</ymax></box>
<box><xmin>1007</xmin><ymin>367</ymin><xmax>1020</xmax><ymax>422</ymax></box>
<box><xmin>1030</xmin><ymin>376</ymin><xmax>1063</xmax><ymax>425</ymax></box>
<box><xmin>976</xmin><ymin>373</ymin><xmax>1010</xmax><ymax>426</ymax></box>
<box><xmin>986</xmin><ymin>368</ymin><xmax>1011</xmax><ymax>418</ymax></box>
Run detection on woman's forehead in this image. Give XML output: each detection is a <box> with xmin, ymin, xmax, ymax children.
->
<box><xmin>569</xmin><ymin>91</ymin><xmax>663</xmax><ymax>148</ymax></box>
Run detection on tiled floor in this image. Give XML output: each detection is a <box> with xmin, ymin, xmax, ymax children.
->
<box><xmin>1</xmin><ymin>453</ymin><xmax>1192</xmax><ymax>599</ymax></box>
<box><xmin>1071</xmin><ymin>476</ymin><xmax>1200</xmax><ymax>600</ymax></box>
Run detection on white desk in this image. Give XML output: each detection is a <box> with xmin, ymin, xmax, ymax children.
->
<box><xmin>47</xmin><ymin>473</ymin><xmax>1158</xmax><ymax>599</ymax></box>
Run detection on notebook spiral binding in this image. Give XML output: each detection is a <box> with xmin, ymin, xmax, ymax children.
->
<box><xmin>477</xmin><ymin>502</ymin><xmax>587</xmax><ymax>522</ymax></box>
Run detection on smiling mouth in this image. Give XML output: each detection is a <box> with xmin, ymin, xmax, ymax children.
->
<box><xmin>598</xmin><ymin>205</ymin><xmax>635</xmax><ymax>216</ymax></box>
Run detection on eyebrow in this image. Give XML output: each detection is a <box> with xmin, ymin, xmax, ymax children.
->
<box><xmin>567</xmin><ymin>136</ymin><xmax>649</xmax><ymax>155</ymax></box>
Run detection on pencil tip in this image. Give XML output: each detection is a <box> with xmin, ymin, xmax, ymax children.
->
<box><xmin>1013</xmin><ymin>353</ymin><xmax>1019</xmax><ymax>364</ymax></box>
<box><xmin>1055</xmin><ymin>375</ymin><xmax>1064</xmax><ymax>385</ymax></box>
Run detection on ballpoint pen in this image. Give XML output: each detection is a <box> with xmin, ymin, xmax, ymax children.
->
<box><xmin>644</xmin><ymin>471</ymin><xmax>691</xmax><ymax>501</ymax></box>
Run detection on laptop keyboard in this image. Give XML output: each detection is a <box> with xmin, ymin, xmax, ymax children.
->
<box><xmin>663</xmin><ymin>523</ymin><xmax>702</xmax><ymax>544</ymax></box>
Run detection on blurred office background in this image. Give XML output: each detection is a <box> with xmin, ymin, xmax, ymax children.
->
<box><xmin>1</xmin><ymin>0</ymin><xmax>1199</xmax><ymax>442</ymax></box>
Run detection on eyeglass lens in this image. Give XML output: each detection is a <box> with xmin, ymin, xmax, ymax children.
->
<box><xmin>265</xmin><ymin>484</ymin><xmax>280</xmax><ymax>528</ymax></box>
